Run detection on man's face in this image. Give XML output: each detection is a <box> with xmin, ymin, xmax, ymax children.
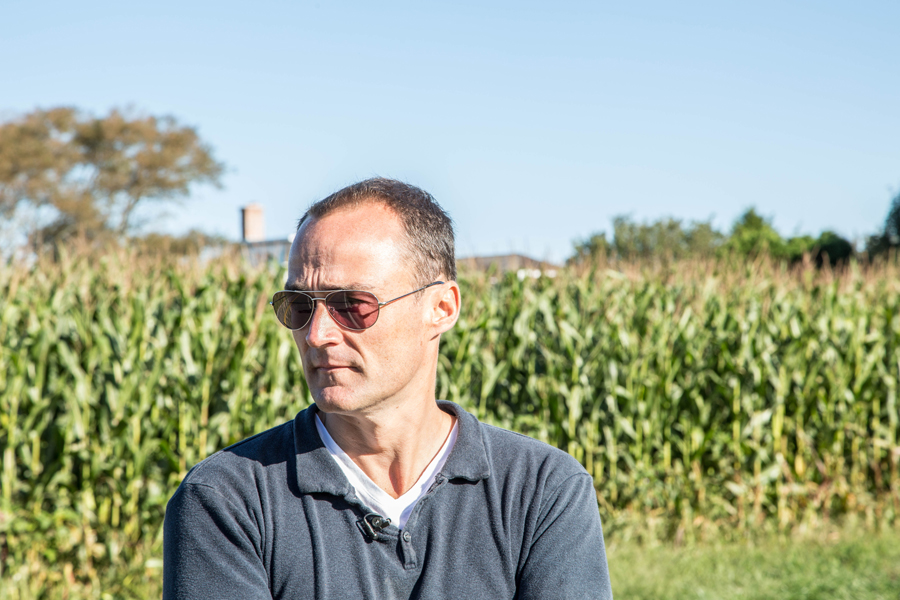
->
<box><xmin>285</xmin><ymin>202</ymin><xmax>440</xmax><ymax>415</ymax></box>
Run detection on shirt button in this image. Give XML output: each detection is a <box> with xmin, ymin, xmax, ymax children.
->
<box><xmin>402</xmin><ymin>531</ymin><xmax>411</xmax><ymax>542</ymax></box>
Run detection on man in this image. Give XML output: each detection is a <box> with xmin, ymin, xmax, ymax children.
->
<box><xmin>163</xmin><ymin>178</ymin><xmax>613</xmax><ymax>599</ymax></box>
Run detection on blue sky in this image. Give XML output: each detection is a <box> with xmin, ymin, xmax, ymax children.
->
<box><xmin>3</xmin><ymin>0</ymin><xmax>899</xmax><ymax>262</ymax></box>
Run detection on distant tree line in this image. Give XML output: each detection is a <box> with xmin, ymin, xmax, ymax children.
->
<box><xmin>3</xmin><ymin>105</ymin><xmax>899</xmax><ymax>264</ymax></box>
<box><xmin>570</xmin><ymin>194</ymin><xmax>900</xmax><ymax>266</ymax></box>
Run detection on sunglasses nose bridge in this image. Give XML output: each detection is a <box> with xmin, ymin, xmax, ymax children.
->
<box><xmin>305</xmin><ymin>296</ymin><xmax>331</xmax><ymax>327</ymax></box>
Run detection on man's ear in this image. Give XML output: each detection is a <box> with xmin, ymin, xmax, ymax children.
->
<box><xmin>430</xmin><ymin>281</ymin><xmax>461</xmax><ymax>336</ymax></box>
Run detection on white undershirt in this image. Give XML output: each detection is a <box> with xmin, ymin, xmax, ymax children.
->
<box><xmin>314</xmin><ymin>413</ymin><xmax>458</xmax><ymax>529</ymax></box>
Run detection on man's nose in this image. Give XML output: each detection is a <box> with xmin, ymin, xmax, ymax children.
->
<box><xmin>306</xmin><ymin>299</ymin><xmax>341</xmax><ymax>347</ymax></box>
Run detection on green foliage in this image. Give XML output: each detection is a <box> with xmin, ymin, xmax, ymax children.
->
<box><xmin>866</xmin><ymin>191</ymin><xmax>900</xmax><ymax>258</ymax></box>
<box><xmin>1</xmin><ymin>251</ymin><xmax>302</xmax><ymax>595</ymax></box>
<box><xmin>573</xmin><ymin>210</ymin><xmax>856</xmax><ymax>266</ymax></box>
<box><xmin>783</xmin><ymin>234</ymin><xmax>816</xmax><ymax>260</ymax></box>
<box><xmin>885</xmin><ymin>191</ymin><xmax>900</xmax><ymax>245</ymax></box>
<box><xmin>0</xmin><ymin>107</ymin><xmax>224</xmax><ymax>247</ymax></box>
<box><xmin>614</xmin><ymin>216</ymin><xmax>687</xmax><ymax>260</ymax></box>
<box><xmin>569</xmin><ymin>232</ymin><xmax>610</xmax><ymax>265</ymax></box>
<box><xmin>684</xmin><ymin>220</ymin><xmax>723</xmax><ymax>258</ymax></box>
<box><xmin>720</xmin><ymin>208</ymin><xmax>789</xmax><ymax>259</ymax></box>
<box><xmin>570</xmin><ymin>216</ymin><xmax>723</xmax><ymax>264</ymax></box>
<box><xmin>613</xmin><ymin>216</ymin><xmax>725</xmax><ymax>260</ymax></box>
<box><xmin>446</xmin><ymin>260</ymin><xmax>900</xmax><ymax>545</ymax></box>
<box><xmin>777</xmin><ymin>232</ymin><xmax>854</xmax><ymax>266</ymax></box>
<box><xmin>2</xmin><ymin>252</ymin><xmax>900</xmax><ymax>596</ymax></box>
<box><xmin>813</xmin><ymin>231</ymin><xmax>854</xmax><ymax>266</ymax></box>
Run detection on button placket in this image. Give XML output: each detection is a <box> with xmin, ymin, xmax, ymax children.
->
<box><xmin>398</xmin><ymin>525</ymin><xmax>418</xmax><ymax>569</ymax></box>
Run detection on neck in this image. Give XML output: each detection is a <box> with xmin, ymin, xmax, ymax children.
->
<box><xmin>318</xmin><ymin>396</ymin><xmax>455</xmax><ymax>499</ymax></box>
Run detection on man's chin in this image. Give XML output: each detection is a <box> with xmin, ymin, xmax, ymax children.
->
<box><xmin>310</xmin><ymin>387</ymin><xmax>365</xmax><ymax>414</ymax></box>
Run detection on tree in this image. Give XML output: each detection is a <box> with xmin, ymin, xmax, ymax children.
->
<box><xmin>720</xmin><ymin>208</ymin><xmax>788</xmax><ymax>259</ymax></box>
<box><xmin>568</xmin><ymin>216</ymin><xmax>724</xmax><ymax>265</ymax></box>
<box><xmin>612</xmin><ymin>216</ymin><xmax>686</xmax><ymax>260</ymax></box>
<box><xmin>784</xmin><ymin>234</ymin><xmax>816</xmax><ymax>262</ymax></box>
<box><xmin>684</xmin><ymin>221</ymin><xmax>725</xmax><ymax>258</ymax></box>
<box><xmin>568</xmin><ymin>232</ymin><xmax>610</xmax><ymax>265</ymax></box>
<box><xmin>0</xmin><ymin>106</ymin><xmax>224</xmax><ymax>247</ymax></box>
<box><xmin>864</xmin><ymin>191</ymin><xmax>900</xmax><ymax>258</ymax></box>
<box><xmin>611</xmin><ymin>216</ymin><xmax>722</xmax><ymax>261</ymax></box>
<box><xmin>886</xmin><ymin>191</ymin><xmax>900</xmax><ymax>245</ymax></box>
<box><xmin>811</xmin><ymin>231</ymin><xmax>853</xmax><ymax>266</ymax></box>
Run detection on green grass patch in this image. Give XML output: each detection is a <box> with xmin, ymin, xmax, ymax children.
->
<box><xmin>609</xmin><ymin>528</ymin><xmax>900</xmax><ymax>600</ymax></box>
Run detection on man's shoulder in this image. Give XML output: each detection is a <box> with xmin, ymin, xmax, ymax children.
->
<box><xmin>479</xmin><ymin>421</ymin><xmax>587</xmax><ymax>478</ymax></box>
<box><xmin>177</xmin><ymin>417</ymin><xmax>297</xmax><ymax>491</ymax></box>
<box><xmin>442</xmin><ymin>401</ymin><xmax>589</xmax><ymax>490</ymax></box>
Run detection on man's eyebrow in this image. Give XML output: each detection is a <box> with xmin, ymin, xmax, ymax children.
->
<box><xmin>283</xmin><ymin>281</ymin><xmax>375</xmax><ymax>292</ymax></box>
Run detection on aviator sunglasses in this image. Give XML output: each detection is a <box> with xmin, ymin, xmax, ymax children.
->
<box><xmin>270</xmin><ymin>281</ymin><xmax>444</xmax><ymax>331</ymax></box>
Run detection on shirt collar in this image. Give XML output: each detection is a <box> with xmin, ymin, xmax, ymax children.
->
<box><xmin>434</xmin><ymin>400</ymin><xmax>491</xmax><ymax>482</ymax></box>
<box><xmin>291</xmin><ymin>400</ymin><xmax>491</xmax><ymax>496</ymax></box>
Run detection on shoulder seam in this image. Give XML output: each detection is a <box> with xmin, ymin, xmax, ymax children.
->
<box><xmin>480</xmin><ymin>422</ymin><xmax>550</xmax><ymax>443</ymax></box>
<box><xmin>177</xmin><ymin>481</ymin><xmax>260</xmax><ymax>522</ymax></box>
<box><xmin>185</xmin><ymin>420</ymin><xmax>294</xmax><ymax>479</ymax></box>
<box><xmin>535</xmin><ymin>471</ymin><xmax>596</xmax><ymax>535</ymax></box>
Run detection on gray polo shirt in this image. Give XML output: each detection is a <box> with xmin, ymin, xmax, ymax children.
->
<box><xmin>163</xmin><ymin>401</ymin><xmax>613</xmax><ymax>599</ymax></box>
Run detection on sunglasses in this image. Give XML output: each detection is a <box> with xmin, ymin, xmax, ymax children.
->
<box><xmin>270</xmin><ymin>281</ymin><xmax>444</xmax><ymax>331</ymax></box>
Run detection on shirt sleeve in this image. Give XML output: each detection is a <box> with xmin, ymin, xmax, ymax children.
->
<box><xmin>517</xmin><ymin>472</ymin><xmax>614</xmax><ymax>600</ymax></box>
<box><xmin>163</xmin><ymin>482</ymin><xmax>272</xmax><ymax>600</ymax></box>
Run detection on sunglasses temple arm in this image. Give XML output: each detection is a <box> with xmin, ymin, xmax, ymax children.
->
<box><xmin>378</xmin><ymin>281</ymin><xmax>445</xmax><ymax>308</ymax></box>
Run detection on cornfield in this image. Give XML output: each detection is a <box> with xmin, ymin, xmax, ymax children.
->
<box><xmin>1</xmin><ymin>249</ymin><xmax>899</xmax><ymax>597</ymax></box>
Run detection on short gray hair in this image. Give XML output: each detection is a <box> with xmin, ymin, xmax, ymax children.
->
<box><xmin>298</xmin><ymin>178</ymin><xmax>457</xmax><ymax>283</ymax></box>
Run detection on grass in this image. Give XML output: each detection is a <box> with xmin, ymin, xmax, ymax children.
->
<box><xmin>609</xmin><ymin>527</ymin><xmax>900</xmax><ymax>600</ymax></box>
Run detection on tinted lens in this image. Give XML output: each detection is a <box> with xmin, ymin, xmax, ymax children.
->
<box><xmin>272</xmin><ymin>291</ymin><xmax>314</xmax><ymax>330</ymax></box>
<box><xmin>327</xmin><ymin>291</ymin><xmax>380</xmax><ymax>330</ymax></box>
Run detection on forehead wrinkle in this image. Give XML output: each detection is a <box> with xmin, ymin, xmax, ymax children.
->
<box><xmin>292</xmin><ymin>247</ymin><xmax>331</xmax><ymax>266</ymax></box>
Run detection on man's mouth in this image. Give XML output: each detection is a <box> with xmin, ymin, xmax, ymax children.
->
<box><xmin>314</xmin><ymin>363</ymin><xmax>356</xmax><ymax>372</ymax></box>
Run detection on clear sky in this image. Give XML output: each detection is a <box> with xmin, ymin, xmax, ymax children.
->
<box><xmin>3</xmin><ymin>0</ymin><xmax>899</xmax><ymax>262</ymax></box>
